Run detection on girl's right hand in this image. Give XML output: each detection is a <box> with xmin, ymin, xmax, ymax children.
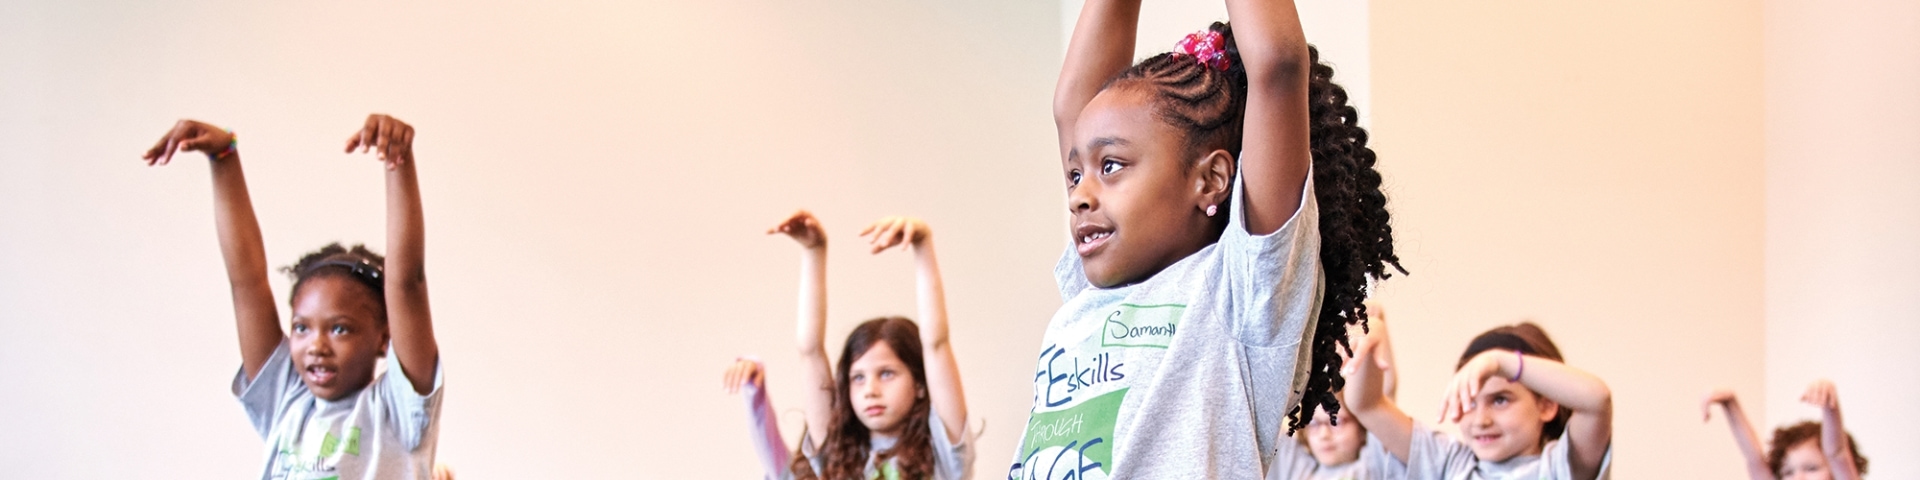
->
<box><xmin>723</xmin><ymin>358</ymin><xmax>766</xmax><ymax>395</ymax></box>
<box><xmin>142</xmin><ymin>119</ymin><xmax>235</xmax><ymax>166</ymax></box>
<box><xmin>767</xmin><ymin>210</ymin><xmax>827</xmax><ymax>250</ymax></box>
<box><xmin>1701</xmin><ymin>388</ymin><xmax>1737</xmax><ymax>421</ymax></box>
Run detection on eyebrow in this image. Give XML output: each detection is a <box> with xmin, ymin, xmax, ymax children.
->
<box><xmin>1089</xmin><ymin>137</ymin><xmax>1129</xmax><ymax>149</ymax></box>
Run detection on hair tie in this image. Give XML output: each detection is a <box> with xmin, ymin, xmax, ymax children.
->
<box><xmin>1176</xmin><ymin>30</ymin><xmax>1231</xmax><ymax>71</ymax></box>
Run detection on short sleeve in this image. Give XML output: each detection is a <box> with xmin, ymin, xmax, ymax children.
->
<box><xmin>1359</xmin><ymin>433</ymin><xmax>1409</xmax><ymax>479</ymax></box>
<box><xmin>1543</xmin><ymin>435</ymin><xmax>1612</xmax><ymax>480</ymax></box>
<box><xmin>929</xmin><ymin>412</ymin><xmax>976</xmax><ymax>480</ymax></box>
<box><xmin>1221</xmin><ymin>169</ymin><xmax>1321</xmax><ymax>349</ymax></box>
<box><xmin>232</xmin><ymin>340</ymin><xmax>299</xmax><ymax>439</ymax></box>
<box><xmin>373</xmin><ymin>346</ymin><xmax>443</xmax><ymax>451</ymax></box>
<box><xmin>1404</xmin><ymin>422</ymin><xmax>1478</xmax><ymax>480</ymax></box>
<box><xmin>1262</xmin><ymin>437</ymin><xmax>1319</xmax><ymax>480</ymax></box>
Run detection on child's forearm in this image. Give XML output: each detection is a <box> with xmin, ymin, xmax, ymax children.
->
<box><xmin>1222</xmin><ymin>0</ymin><xmax>1311</xmax><ymax>234</ymax></box>
<box><xmin>1821</xmin><ymin>405</ymin><xmax>1860</xmax><ymax>480</ymax></box>
<box><xmin>741</xmin><ymin>371</ymin><xmax>793</xmax><ymax>480</ymax></box>
<box><xmin>384</xmin><ymin>160</ymin><xmax>439</xmax><ymax>395</ymax></box>
<box><xmin>209</xmin><ymin>154</ymin><xmax>285</xmax><ymax>382</ymax></box>
<box><xmin>1497</xmin><ymin>352</ymin><xmax>1612</xmax><ymax>479</ymax></box>
<box><xmin>1348</xmin><ymin>396</ymin><xmax>1414</xmax><ymax>463</ymax></box>
<box><xmin>792</xmin><ymin>247</ymin><xmax>834</xmax><ymax>449</ymax></box>
<box><xmin>1717</xmin><ymin>399</ymin><xmax>1774</xmax><ymax>480</ymax></box>
<box><xmin>1055</xmin><ymin>0</ymin><xmax>1142</xmax><ymax>157</ymax></box>
<box><xmin>913</xmin><ymin>240</ymin><xmax>968</xmax><ymax>442</ymax></box>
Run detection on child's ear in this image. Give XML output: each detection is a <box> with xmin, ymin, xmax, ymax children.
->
<box><xmin>1537</xmin><ymin>396</ymin><xmax>1561</xmax><ymax>423</ymax></box>
<box><xmin>1193</xmin><ymin>149</ymin><xmax>1236</xmax><ymax>209</ymax></box>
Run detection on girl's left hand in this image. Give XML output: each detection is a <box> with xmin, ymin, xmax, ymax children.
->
<box><xmin>344</xmin><ymin>113</ymin><xmax>415</xmax><ymax>170</ymax></box>
<box><xmin>1800</xmin><ymin>379</ymin><xmax>1838</xmax><ymax>410</ymax></box>
<box><xmin>859</xmin><ymin>216</ymin><xmax>930</xmax><ymax>254</ymax></box>
<box><xmin>1439</xmin><ymin>350</ymin><xmax>1510</xmax><ymax>423</ymax></box>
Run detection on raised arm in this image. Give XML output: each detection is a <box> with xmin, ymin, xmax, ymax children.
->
<box><xmin>725</xmin><ymin>357</ymin><xmax>794</xmax><ymax>480</ymax></box>
<box><xmin>862</xmin><ymin>216</ymin><xmax>968</xmax><ymax>443</ymax></box>
<box><xmin>1446</xmin><ymin>351</ymin><xmax>1613</xmax><ymax>480</ymax></box>
<box><xmin>346</xmin><ymin>114</ymin><xmax>438</xmax><ymax>395</ymax></box>
<box><xmin>1223</xmin><ymin>0</ymin><xmax>1311</xmax><ymax>235</ymax></box>
<box><xmin>1342</xmin><ymin>315</ymin><xmax>1413</xmax><ymax>462</ymax></box>
<box><xmin>769</xmin><ymin>211</ymin><xmax>834</xmax><ymax>450</ymax></box>
<box><xmin>144</xmin><ymin>120</ymin><xmax>283</xmax><ymax>382</ymax></box>
<box><xmin>1703</xmin><ymin>388</ymin><xmax>1774</xmax><ymax>480</ymax></box>
<box><xmin>1802</xmin><ymin>380</ymin><xmax>1860</xmax><ymax>480</ymax></box>
<box><xmin>1055</xmin><ymin>0</ymin><xmax>1142</xmax><ymax>160</ymax></box>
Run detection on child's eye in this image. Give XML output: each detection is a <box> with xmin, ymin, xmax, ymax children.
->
<box><xmin>330</xmin><ymin>325</ymin><xmax>350</xmax><ymax>335</ymax></box>
<box><xmin>1490</xmin><ymin>395</ymin><xmax>1510</xmax><ymax>406</ymax></box>
<box><xmin>1101</xmin><ymin>160</ymin><xmax>1124</xmax><ymax>175</ymax></box>
<box><xmin>1067</xmin><ymin>170</ymin><xmax>1082</xmax><ymax>187</ymax></box>
<box><xmin>879</xmin><ymin>370</ymin><xmax>894</xmax><ymax>380</ymax></box>
<box><xmin>291</xmin><ymin>324</ymin><xmax>308</xmax><ymax>333</ymax></box>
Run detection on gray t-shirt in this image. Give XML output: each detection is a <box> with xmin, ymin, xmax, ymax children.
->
<box><xmin>233</xmin><ymin>341</ymin><xmax>444</xmax><ymax>480</ymax></box>
<box><xmin>1265</xmin><ymin>434</ymin><xmax>1407</xmax><ymax>480</ymax></box>
<box><xmin>1404</xmin><ymin>423</ymin><xmax>1611</xmax><ymax>480</ymax></box>
<box><xmin>798</xmin><ymin>412</ymin><xmax>977</xmax><ymax>480</ymax></box>
<box><xmin>1008</xmin><ymin>175</ymin><xmax>1323</xmax><ymax>480</ymax></box>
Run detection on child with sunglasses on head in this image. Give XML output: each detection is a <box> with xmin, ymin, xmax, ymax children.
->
<box><xmin>1703</xmin><ymin>380</ymin><xmax>1868</xmax><ymax>480</ymax></box>
<box><xmin>727</xmin><ymin>211</ymin><xmax>975</xmax><ymax>480</ymax></box>
<box><xmin>1013</xmin><ymin>0</ymin><xmax>1401</xmax><ymax>477</ymax></box>
<box><xmin>142</xmin><ymin>114</ymin><xmax>444</xmax><ymax>479</ymax></box>
<box><xmin>1345</xmin><ymin>322</ymin><xmax>1613</xmax><ymax>480</ymax></box>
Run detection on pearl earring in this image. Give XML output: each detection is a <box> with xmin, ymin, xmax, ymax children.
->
<box><xmin>1205</xmin><ymin>204</ymin><xmax>1218</xmax><ymax>217</ymax></box>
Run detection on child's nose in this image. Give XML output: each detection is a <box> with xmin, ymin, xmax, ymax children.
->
<box><xmin>1067</xmin><ymin>181</ymin><xmax>1100</xmax><ymax>213</ymax></box>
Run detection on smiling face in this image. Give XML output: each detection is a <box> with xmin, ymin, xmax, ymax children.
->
<box><xmin>288</xmin><ymin>275</ymin><xmax>388</xmax><ymax>401</ymax></box>
<box><xmin>1066</xmin><ymin>87</ymin><xmax>1229</xmax><ymax>287</ymax></box>
<box><xmin>1778</xmin><ymin>440</ymin><xmax>1832</xmax><ymax>480</ymax></box>
<box><xmin>1455</xmin><ymin>376</ymin><xmax>1558</xmax><ymax>462</ymax></box>
<box><xmin>1304</xmin><ymin>402</ymin><xmax>1366</xmax><ymax>466</ymax></box>
<box><xmin>845</xmin><ymin>341</ymin><xmax>922</xmax><ymax>439</ymax></box>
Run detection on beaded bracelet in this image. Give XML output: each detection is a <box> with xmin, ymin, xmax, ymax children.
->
<box><xmin>212</xmin><ymin>130</ymin><xmax>238</xmax><ymax>160</ymax></box>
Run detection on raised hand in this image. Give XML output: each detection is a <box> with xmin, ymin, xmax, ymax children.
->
<box><xmin>344</xmin><ymin>113</ymin><xmax>416</xmax><ymax>170</ymax></box>
<box><xmin>767</xmin><ymin>210</ymin><xmax>827</xmax><ymax>250</ymax></box>
<box><xmin>858</xmin><ymin>215</ymin><xmax>930</xmax><ymax>254</ymax></box>
<box><xmin>1439</xmin><ymin>350</ymin><xmax>1510</xmax><ymax>424</ymax></box>
<box><xmin>1801</xmin><ymin>379</ymin><xmax>1839</xmax><ymax>410</ymax></box>
<box><xmin>1702</xmin><ymin>388</ymin><xmax>1739</xmax><ymax>422</ymax></box>
<box><xmin>723</xmin><ymin>358</ymin><xmax>767</xmax><ymax>395</ymax></box>
<box><xmin>142</xmin><ymin>119</ymin><xmax>236</xmax><ymax>166</ymax></box>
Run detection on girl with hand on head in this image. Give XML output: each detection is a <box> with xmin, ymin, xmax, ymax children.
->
<box><xmin>1703</xmin><ymin>380</ymin><xmax>1868</xmax><ymax>480</ymax></box>
<box><xmin>1345</xmin><ymin>323</ymin><xmax>1612</xmax><ymax>480</ymax></box>
<box><xmin>142</xmin><ymin>114</ymin><xmax>445</xmax><ymax>479</ymax></box>
<box><xmin>1014</xmin><ymin>0</ymin><xmax>1400</xmax><ymax>477</ymax></box>
<box><xmin>745</xmin><ymin>211</ymin><xmax>974</xmax><ymax>480</ymax></box>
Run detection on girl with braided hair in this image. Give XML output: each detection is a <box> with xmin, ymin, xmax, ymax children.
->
<box><xmin>1010</xmin><ymin>0</ymin><xmax>1400</xmax><ymax>478</ymax></box>
<box><xmin>140</xmin><ymin>114</ymin><xmax>446</xmax><ymax>479</ymax></box>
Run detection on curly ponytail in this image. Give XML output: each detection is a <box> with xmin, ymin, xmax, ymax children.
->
<box><xmin>1107</xmin><ymin>22</ymin><xmax>1404</xmax><ymax>434</ymax></box>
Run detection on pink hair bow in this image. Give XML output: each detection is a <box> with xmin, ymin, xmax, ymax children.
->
<box><xmin>1176</xmin><ymin>30</ymin><xmax>1231</xmax><ymax>71</ymax></box>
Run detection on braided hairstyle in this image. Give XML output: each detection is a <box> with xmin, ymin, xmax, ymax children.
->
<box><xmin>1106</xmin><ymin>21</ymin><xmax>1403</xmax><ymax>434</ymax></box>
<box><xmin>1767</xmin><ymin>421</ymin><xmax>1869</xmax><ymax>476</ymax></box>
<box><xmin>280</xmin><ymin>242</ymin><xmax>388</xmax><ymax>314</ymax></box>
<box><xmin>809</xmin><ymin>317</ymin><xmax>934</xmax><ymax>480</ymax></box>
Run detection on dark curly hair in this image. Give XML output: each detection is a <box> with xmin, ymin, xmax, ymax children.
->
<box><xmin>280</xmin><ymin>242</ymin><xmax>387</xmax><ymax>314</ymax></box>
<box><xmin>1107</xmin><ymin>21</ymin><xmax>1404</xmax><ymax>434</ymax></box>
<box><xmin>796</xmin><ymin>317</ymin><xmax>934</xmax><ymax>480</ymax></box>
<box><xmin>1768</xmin><ymin>421</ymin><xmax>1868</xmax><ymax>476</ymax></box>
<box><xmin>1457</xmin><ymin>322</ymin><xmax>1571</xmax><ymax>443</ymax></box>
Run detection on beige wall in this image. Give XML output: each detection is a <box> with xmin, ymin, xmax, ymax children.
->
<box><xmin>1369</xmin><ymin>1</ymin><xmax>1766</xmax><ymax>477</ymax></box>
<box><xmin>1765</xmin><ymin>0</ymin><xmax>1920</xmax><ymax>477</ymax></box>
<box><xmin>0</xmin><ymin>1</ymin><xmax>1063</xmax><ymax>477</ymax></box>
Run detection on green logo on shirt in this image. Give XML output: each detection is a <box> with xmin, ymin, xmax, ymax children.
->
<box><xmin>1019</xmin><ymin>388</ymin><xmax>1124</xmax><ymax>479</ymax></box>
<box><xmin>1100</xmin><ymin>303</ymin><xmax>1185</xmax><ymax>349</ymax></box>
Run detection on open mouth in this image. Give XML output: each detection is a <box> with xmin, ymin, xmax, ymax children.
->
<box><xmin>1074</xmin><ymin>223</ymin><xmax>1114</xmax><ymax>256</ymax></box>
<box><xmin>303</xmin><ymin>364</ymin><xmax>338</xmax><ymax>387</ymax></box>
